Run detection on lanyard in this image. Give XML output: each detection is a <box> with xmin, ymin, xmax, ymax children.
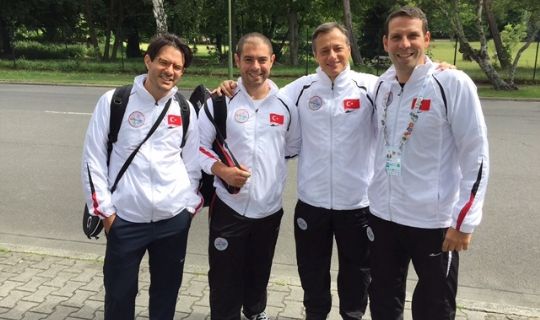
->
<box><xmin>382</xmin><ymin>73</ymin><xmax>431</xmax><ymax>153</ymax></box>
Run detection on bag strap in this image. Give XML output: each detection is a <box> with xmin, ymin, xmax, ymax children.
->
<box><xmin>107</xmin><ymin>85</ymin><xmax>132</xmax><ymax>166</ymax></box>
<box><xmin>110</xmin><ymin>97</ymin><xmax>173</xmax><ymax>194</ymax></box>
<box><xmin>203</xmin><ymin>95</ymin><xmax>228</xmax><ymax>144</ymax></box>
<box><xmin>175</xmin><ymin>92</ymin><xmax>190</xmax><ymax>149</ymax></box>
<box><xmin>203</xmin><ymin>95</ymin><xmax>240</xmax><ymax>168</ymax></box>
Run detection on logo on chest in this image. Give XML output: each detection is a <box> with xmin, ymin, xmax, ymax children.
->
<box><xmin>234</xmin><ymin>108</ymin><xmax>250</xmax><ymax>123</ymax></box>
<box><xmin>308</xmin><ymin>96</ymin><xmax>323</xmax><ymax>111</ymax></box>
<box><xmin>128</xmin><ymin>111</ymin><xmax>145</xmax><ymax>128</ymax></box>
<box><xmin>167</xmin><ymin>114</ymin><xmax>182</xmax><ymax>127</ymax></box>
<box><xmin>343</xmin><ymin>99</ymin><xmax>360</xmax><ymax>112</ymax></box>
<box><xmin>411</xmin><ymin>98</ymin><xmax>431</xmax><ymax>111</ymax></box>
<box><xmin>269</xmin><ymin>113</ymin><xmax>284</xmax><ymax>126</ymax></box>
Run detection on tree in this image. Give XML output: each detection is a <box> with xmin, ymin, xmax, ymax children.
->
<box><xmin>287</xmin><ymin>9</ymin><xmax>300</xmax><ymax>65</ymax></box>
<box><xmin>151</xmin><ymin>0</ymin><xmax>167</xmax><ymax>35</ymax></box>
<box><xmin>84</xmin><ymin>0</ymin><xmax>102</xmax><ymax>59</ymax></box>
<box><xmin>343</xmin><ymin>0</ymin><xmax>363</xmax><ymax>65</ymax></box>
<box><xmin>434</xmin><ymin>0</ymin><xmax>540</xmax><ymax>89</ymax></box>
<box><xmin>483</xmin><ymin>0</ymin><xmax>511</xmax><ymax>70</ymax></box>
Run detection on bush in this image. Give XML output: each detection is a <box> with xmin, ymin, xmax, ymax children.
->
<box><xmin>13</xmin><ymin>41</ymin><xmax>87</xmax><ymax>59</ymax></box>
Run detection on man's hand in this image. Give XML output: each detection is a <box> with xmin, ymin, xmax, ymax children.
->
<box><xmin>103</xmin><ymin>213</ymin><xmax>117</xmax><ymax>234</ymax></box>
<box><xmin>437</xmin><ymin>61</ymin><xmax>457</xmax><ymax>71</ymax></box>
<box><xmin>442</xmin><ymin>227</ymin><xmax>472</xmax><ymax>252</ymax></box>
<box><xmin>212</xmin><ymin>80</ymin><xmax>237</xmax><ymax>98</ymax></box>
<box><xmin>211</xmin><ymin>161</ymin><xmax>251</xmax><ymax>188</ymax></box>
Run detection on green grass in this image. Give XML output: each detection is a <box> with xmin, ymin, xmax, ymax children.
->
<box><xmin>429</xmin><ymin>39</ymin><xmax>539</xmax><ymax>81</ymax></box>
<box><xmin>0</xmin><ymin>39</ymin><xmax>539</xmax><ymax>99</ymax></box>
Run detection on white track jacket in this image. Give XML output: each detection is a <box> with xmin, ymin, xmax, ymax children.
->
<box><xmin>369</xmin><ymin>59</ymin><xmax>489</xmax><ymax>233</ymax></box>
<box><xmin>280</xmin><ymin>66</ymin><xmax>379</xmax><ymax>210</ymax></box>
<box><xmin>198</xmin><ymin>78</ymin><xmax>300</xmax><ymax>218</ymax></box>
<box><xmin>81</xmin><ymin>74</ymin><xmax>202</xmax><ymax>223</ymax></box>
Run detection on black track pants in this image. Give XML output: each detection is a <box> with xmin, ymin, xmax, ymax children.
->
<box><xmin>294</xmin><ymin>200</ymin><xmax>370</xmax><ymax>320</ymax></box>
<box><xmin>208</xmin><ymin>196</ymin><xmax>283</xmax><ymax>320</ymax></box>
<box><xmin>368</xmin><ymin>214</ymin><xmax>459</xmax><ymax>320</ymax></box>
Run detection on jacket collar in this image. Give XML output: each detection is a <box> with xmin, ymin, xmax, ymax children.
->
<box><xmin>380</xmin><ymin>57</ymin><xmax>436</xmax><ymax>85</ymax></box>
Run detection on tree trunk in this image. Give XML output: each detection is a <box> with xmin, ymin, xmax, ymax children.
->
<box><xmin>84</xmin><ymin>0</ymin><xmax>101</xmax><ymax>60</ymax></box>
<box><xmin>126</xmin><ymin>28</ymin><xmax>141</xmax><ymax>58</ymax></box>
<box><xmin>287</xmin><ymin>10</ymin><xmax>299</xmax><ymax>66</ymax></box>
<box><xmin>483</xmin><ymin>0</ymin><xmax>511</xmax><ymax>71</ymax></box>
<box><xmin>152</xmin><ymin>0</ymin><xmax>168</xmax><ymax>35</ymax></box>
<box><xmin>0</xmin><ymin>17</ymin><xmax>13</xmax><ymax>55</ymax></box>
<box><xmin>343</xmin><ymin>0</ymin><xmax>363</xmax><ymax>65</ymax></box>
<box><xmin>438</xmin><ymin>0</ymin><xmax>515</xmax><ymax>90</ymax></box>
<box><xmin>103</xmin><ymin>0</ymin><xmax>116</xmax><ymax>60</ymax></box>
<box><xmin>111</xmin><ymin>34</ymin><xmax>119</xmax><ymax>60</ymax></box>
<box><xmin>509</xmin><ymin>25</ymin><xmax>540</xmax><ymax>85</ymax></box>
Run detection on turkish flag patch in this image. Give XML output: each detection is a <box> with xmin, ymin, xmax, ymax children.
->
<box><xmin>269</xmin><ymin>113</ymin><xmax>284</xmax><ymax>125</ymax></box>
<box><xmin>411</xmin><ymin>98</ymin><xmax>431</xmax><ymax>111</ymax></box>
<box><xmin>168</xmin><ymin>115</ymin><xmax>182</xmax><ymax>127</ymax></box>
<box><xmin>344</xmin><ymin>99</ymin><xmax>360</xmax><ymax>111</ymax></box>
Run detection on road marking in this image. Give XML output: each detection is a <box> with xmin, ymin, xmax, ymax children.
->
<box><xmin>45</xmin><ymin>110</ymin><xmax>92</xmax><ymax>116</ymax></box>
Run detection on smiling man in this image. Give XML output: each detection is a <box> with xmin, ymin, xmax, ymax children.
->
<box><xmin>216</xmin><ymin>23</ymin><xmax>378</xmax><ymax>320</ymax></box>
<box><xmin>198</xmin><ymin>32</ymin><xmax>300</xmax><ymax>320</ymax></box>
<box><xmin>279</xmin><ymin>23</ymin><xmax>378</xmax><ymax>320</ymax></box>
<box><xmin>367</xmin><ymin>7</ymin><xmax>489</xmax><ymax>319</ymax></box>
<box><xmin>81</xmin><ymin>33</ymin><xmax>202</xmax><ymax>320</ymax></box>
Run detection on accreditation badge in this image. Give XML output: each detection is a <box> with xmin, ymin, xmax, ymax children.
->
<box><xmin>385</xmin><ymin>146</ymin><xmax>402</xmax><ymax>176</ymax></box>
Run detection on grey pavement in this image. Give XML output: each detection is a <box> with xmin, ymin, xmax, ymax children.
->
<box><xmin>1</xmin><ymin>243</ymin><xmax>539</xmax><ymax>320</ymax></box>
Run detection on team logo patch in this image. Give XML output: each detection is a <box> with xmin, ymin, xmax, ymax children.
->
<box><xmin>366</xmin><ymin>226</ymin><xmax>375</xmax><ymax>242</ymax></box>
<box><xmin>343</xmin><ymin>99</ymin><xmax>360</xmax><ymax>112</ymax></box>
<box><xmin>234</xmin><ymin>109</ymin><xmax>250</xmax><ymax>123</ymax></box>
<box><xmin>308</xmin><ymin>96</ymin><xmax>323</xmax><ymax>111</ymax></box>
<box><xmin>128</xmin><ymin>111</ymin><xmax>145</xmax><ymax>128</ymax></box>
<box><xmin>269</xmin><ymin>113</ymin><xmax>284</xmax><ymax>126</ymax></box>
<box><xmin>214</xmin><ymin>237</ymin><xmax>228</xmax><ymax>251</ymax></box>
<box><xmin>411</xmin><ymin>98</ymin><xmax>431</xmax><ymax>111</ymax></box>
<box><xmin>296</xmin><ymin>218</ymin><xmax>308</xmax><ymax>231</ymax></box>
<box><xmin>167</xmin><ymin>114</ymin><xmax>182</xmax><ymax>127</ymax></box>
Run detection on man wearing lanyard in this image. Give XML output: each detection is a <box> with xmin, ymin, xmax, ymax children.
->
<box><xmin>368</xmin><ymin>6</ymin><xmax>490</xmax><ymax>320</ymax></box>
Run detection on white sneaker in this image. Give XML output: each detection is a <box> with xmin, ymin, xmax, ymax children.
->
<box><xmin>249</xmin><ymin>311</ymin><xmax>269</xmax><ymax>320</ymax></box>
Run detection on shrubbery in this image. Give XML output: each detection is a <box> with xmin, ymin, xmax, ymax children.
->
<box><xmin>13</xmin><ymin>41</ymin><xmax>88</xmax><ymax>59</ymax></box>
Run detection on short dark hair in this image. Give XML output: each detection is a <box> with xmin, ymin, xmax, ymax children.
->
<box><xmin>236</xmin><ymin>32</ymin><xmax>273</xmax><ymax>56</ymax></box>
<box><xmin>311</xmin><ymin>22</ymin><xmax>350</xmax><ymax>53</ymax></box>
<box><xmin>145</xmin><ymin>33</ymin><xmax>193</xmax><ymax>68</ymax></box>
<box><xmin>384</xmin><ymin>6</ymin><xmax>429</xmax><ymax>36</ymax></box>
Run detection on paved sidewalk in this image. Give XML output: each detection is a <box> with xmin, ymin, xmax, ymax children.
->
<box><xmin>1</xmin><ymin>249</ymin><xmax>539</xmax><ymax>320</ymax></box>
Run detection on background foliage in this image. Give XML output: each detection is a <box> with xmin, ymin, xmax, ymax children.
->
<box><xmin>0</xmin><ymin>0</ymin><xmax>538</xmax><ymax>89</ymax></box>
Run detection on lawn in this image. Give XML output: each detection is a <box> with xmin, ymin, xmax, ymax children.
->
<box><xmin>0</xmin><ymin>39</ymin><xmax>538</xmax><ymax>99</ymax></box>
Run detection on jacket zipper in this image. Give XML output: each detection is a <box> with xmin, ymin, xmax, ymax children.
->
<box><xmin>150</xmin><ymin>100</ymin><xmax>159</xmax><ymax>222</ymax></box>
<box><xmin>330</xmin><ymin>81</ymin><xmax>335</xmax><ymax>208</ymax></box>
<box><xmin>243</xmin><ymin>100</ymin><xmax>258</xmax><ymax>215</ymax></box>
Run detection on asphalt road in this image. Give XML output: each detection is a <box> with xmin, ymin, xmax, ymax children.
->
<box><xmin>0</xmin><ymin>83</ymin><xmax>539</xmax><ymax>308</ymax></box>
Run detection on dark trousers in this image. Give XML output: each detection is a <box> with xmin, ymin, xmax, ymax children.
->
<box><xmin>368</xmin><ymin>214</ymin><xmax>459</xmax><ymax>320</ymax></box>
<box><xmin>103</xmin><ymin>211</ymin><xmax>192</xmax><ymax>320</ymax></box>
<box><xmin>208</xmin><ymin>197</ymin><xmax>283</xmax><ymax>320</ymax></box>
<box><xmin>294</xmin><ymin>200</ymin><xmax>370</xmax><ymax>320</ymax></box>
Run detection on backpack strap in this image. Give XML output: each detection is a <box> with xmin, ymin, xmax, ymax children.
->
<box><xmin>107</xmin><ymin>85</ymin><xmax>132</xmax><ymax>166</ymax></box>
<box><xmin>211</xmin><ymin>95</ymin><xmax>228</xmax><ymax>140</ymax></box>
<box><xmin>175</xmin><ymin>92</ymin><xmax>190</xmax><ymax>149</ymax></box>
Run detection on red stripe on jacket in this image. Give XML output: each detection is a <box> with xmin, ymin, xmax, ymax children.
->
<box><xmin>456</xmin><ymin>162</ymin><xmax>484</xmax><ymax>231</ymax></box>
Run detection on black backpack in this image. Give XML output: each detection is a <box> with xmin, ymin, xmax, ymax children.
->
<box><xmin>188</xmin><ymin>84</ymin><xmax>239</xmax><ymax>207</ymax></box>
<box><xmin>83</xmin><ymin>85</ymin><xmax>191</xmax><ymax>239</ymax></box>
